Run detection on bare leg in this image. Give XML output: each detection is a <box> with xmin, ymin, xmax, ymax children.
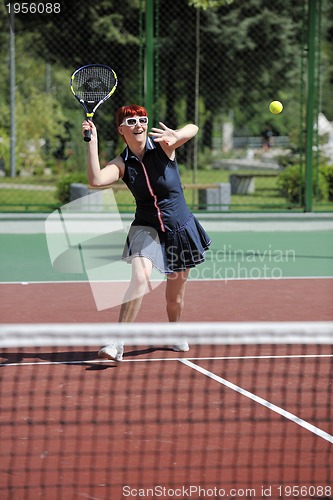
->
<box><xmin>165</xmin><ymin>270</ymin><xmax>190</xmax><ymax>351</ymax></box>
<box><xmin>119</xmin><ymin>256</ymin><xmax>153</xmax><ymax>322</ymax></box>
<box><xmin>165</xmin><ymin>270</ymin><xmax>190</xmax><ymax>322</ymax></box>
<box><xmin>98</xmin><ymin>257</ymin><xmax>152</xmax><ymax>361</ymax></box>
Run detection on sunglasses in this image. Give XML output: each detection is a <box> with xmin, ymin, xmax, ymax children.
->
<box><xmin>121</xmin><ymin>116</ymin><xmax>148</xmax><ymax>127</ymax></box>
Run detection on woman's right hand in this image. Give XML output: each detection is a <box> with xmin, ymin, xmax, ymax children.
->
<box><xmin>82</xmin><ymin>120</ymin><xmax>97</xmax><ymax>142</ymax></box>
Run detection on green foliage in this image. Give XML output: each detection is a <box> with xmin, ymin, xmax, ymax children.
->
<box><xmin>276</xmin><ymin>150</ymin><xmax>301</xmax><ymax>169</ymax></box>
<box><xmin>0</xmin><ymin>0</ymin><xmax>332</xmax><ymax>215</ymax></box>
<box><xmin>16</xmin><ymin>90</ymin><xmax>67</xmax><ymax>174</ymax></box>
<box><xmin>188</xmin><ymin>0</ymin><xmax>233</xmax><ymax>9</ymax></box>
<box><xmin>0</xmin><ymin>129</ymin><xmax>10</xmax><ymax>175</ymax></box>
<box><xmin>277</xmin><ymin>165</ymin><xmax>329</xmax><ymax>204</ymax></box>
<box><xmin>320</xmin><ymin>165</ymin><xmax>333</xmax><ymax>201</ymax></box>
<box><xmin>0</xmin><ymin>30</ymin><xmax>72</xmax><ymax>175</ymax></box>
<box><xmin>210</xmin><ymin>2</ymin><xmax>303</xmax><ymax>139</ymax></box>
<box><xmin>56</xmin><ymin>172</ymin><xmax>88</xmax><ymax>204</ymax></box>
<box><xmin>321</xmin><ymin>0</ymin><xmax>333</xmax><ymax>120</ymax></box>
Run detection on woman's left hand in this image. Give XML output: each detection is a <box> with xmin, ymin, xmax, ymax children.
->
<box><xmin>149</xmin><ymin>122</ymin><xmax>178</xmax><ymax>147</ymax></box>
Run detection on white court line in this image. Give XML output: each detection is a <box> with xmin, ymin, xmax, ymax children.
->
<box><xmin>1</xmin><ymin>275</ymin><xmax>333</xmax><ymax>285</ymax></box>
<box><xmin>2</xmin><ymin>352</ymin><xmax>333</xmax><ymax>444</ymax></box>
<box><xmin>180</xmin><ymin>358</ymin><xmax>333</xmax><ymax>444</ymax></box>
<box><xmin>1</xmin><ymin>353</ymin><xmax>333</xmax><ymax>368</ymax></box>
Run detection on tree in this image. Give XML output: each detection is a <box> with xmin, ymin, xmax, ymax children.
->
<box><xmin>1</xmin><ymin>0</ymin><xmax>330</xmax><ymax>171</ymax></box>
<box><xmin>156</xmin><ymin>0</ymin><xmax>305</xmax><ymax>148</ymax></box>
<box><xmin>188</xmin><ymin>0</ymin><xmax>233</xmax><ymax>8</ymax></box>
<box><xmin>321</xmin><ymin>0</ymin><xmax>333</xmax><ymax>119</ymax></box>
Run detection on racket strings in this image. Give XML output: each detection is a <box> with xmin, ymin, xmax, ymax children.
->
<box><xmin>73</xmin><ymin>67</ymin><xmax>116</xmax><ymax>102</ymax></box>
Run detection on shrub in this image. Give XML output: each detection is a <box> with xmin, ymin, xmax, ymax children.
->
<box><xmin>56</xmin><ymin>172</ymin><xmax>88</xmax><ymax>204</ymax></box>
<box><xmin>0</xmin><ymin>129</ymin><xmax>11</xmax><ymax>175</ymax></box>
<box><xmin>277</xmin><ymin>165</ymin><xmax>328</xmax><ymax>204</ymax></box>
<box><xmin>320</xmin><ymin>165</ymin><xmax>333</xmax><ymax>201</ymax></box>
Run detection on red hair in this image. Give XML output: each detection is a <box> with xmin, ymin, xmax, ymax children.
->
<box><xmin>116</xmin><ymin>104</ymin><xmax>148</xmax><ymax>127</ymax></box>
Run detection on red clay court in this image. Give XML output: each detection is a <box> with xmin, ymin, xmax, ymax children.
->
<box><xmin>1</xmin><ymin>215</ymin><xmax>332</xmax><ymax>499</ymax></box>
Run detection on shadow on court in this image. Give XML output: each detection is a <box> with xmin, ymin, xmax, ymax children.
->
<box><xmin>0</xmin><ymin>346</ymin><xmax>176</xmax><ymax>369</ymax></box>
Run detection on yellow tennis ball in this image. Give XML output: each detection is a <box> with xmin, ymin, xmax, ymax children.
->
<box><xmin>269</xmin><ymin>101</ymin><xmax>283</xmax><ymax>114</ymax></box>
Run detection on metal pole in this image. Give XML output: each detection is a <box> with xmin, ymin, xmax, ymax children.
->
<box><xmin>314</xmin><ymin>0</ymin><xmax>322</xmax><ymax>201</ymax></box>
<box><xmin>139</xmin><ymin>0</ymin><xmax>144</xmax><ymax>104</ymax></box>
<box><xmin>192</xmin><ymin>7</ymin><xmax>200</xmax><ymax>206</ymax></box>
<box><xmin>10</xmin><ymin>7</ymin><xmax>16</xmax><ymax>177</ymax></box>
<box><xmin>145</xmin><ymin>0</ymin><xmax>154</xmax><ymax>122</ymax></box>
<box><xmin>304</xmin><ymin>0</ymin><xmax>316</xmax><ymax>212</ymax></box>
<box><xmin>154</xmin><ymin>0</ymin><xmax>159</xmax><ymax>123</ymax></box>
<box><xmin>298</xmin><ymin>0</ymin><xmax>307</xmax><ymax>207</ymax></box>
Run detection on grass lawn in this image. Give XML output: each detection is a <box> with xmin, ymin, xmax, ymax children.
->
<box><xmin>0</xmin><ymin>183</ymin><xmax>58</xmax><ymax>212</ymax></box>
<box><xmin>0</xmin><ymin>169</ymin><xmax>332</xmax><ymax>213</ymax></box>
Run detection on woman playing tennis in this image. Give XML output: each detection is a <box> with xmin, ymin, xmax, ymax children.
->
<box><xmin>82</xmin><ymin>104</ymin><xmax>211</xmax><ymax>361</ymax></box>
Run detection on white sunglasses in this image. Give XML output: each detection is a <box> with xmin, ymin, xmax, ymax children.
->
<box><xmin>121</xmin><ymin>116</ymin><xmax>148</xmax><ymax>127</ymax></box>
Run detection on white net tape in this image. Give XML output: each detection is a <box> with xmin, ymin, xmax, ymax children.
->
<box><xmin>1</xmin><ymin>322</ymin><xmax>333</xmax><ymax>348</ymax></box>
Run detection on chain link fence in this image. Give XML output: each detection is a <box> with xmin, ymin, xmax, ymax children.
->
<box><xmin>0</xmin><ymin>0</ymin><xmax>332</xmax><ymax>212</ymax></box>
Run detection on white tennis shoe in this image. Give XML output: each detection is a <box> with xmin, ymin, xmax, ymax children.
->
<box><xmin>172</xmin><ymin>340</ymin><xmax>190</xmax><ymax>352</ymax></box>
<box><xmin>98</xmin><ymin>339</ymin><xmax>190</xmax><ymax>360</ymax></box>
<box><xmin>98</xmin><ymin>342</ymin><xmax>124</xmax><ymax>362</ymax></box>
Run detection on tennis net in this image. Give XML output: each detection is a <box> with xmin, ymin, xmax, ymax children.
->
<box><xmin>0</xmin><ymin>322</ymin><xmax>332</xmax><ymax>500</ymax></box>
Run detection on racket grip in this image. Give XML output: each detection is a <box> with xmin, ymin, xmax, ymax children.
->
<box><xmin>83</xmin><ymin>129</ymin><xmax>91</xmax><ymax>142</ymax></box>
<box><xmin>83</xmin><ymin>118</ymin><xmax>93</xmax><ymax>142</ymax></box>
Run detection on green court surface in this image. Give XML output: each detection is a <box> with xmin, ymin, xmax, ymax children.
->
<box><xmin>0</xmin><ymin>215</ymin><xmax>332</xmax><ymax>283</ymax></box>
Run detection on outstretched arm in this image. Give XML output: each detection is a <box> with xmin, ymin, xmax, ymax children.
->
<box><xmin>82</xmin><ymin>120</ymin><xmax>124</xmax><ymax>187</ymax></box>
<box><xmin>149</xmin><ymin>122</ymin><xmax>198</xmax><ymax>158</ymax></box>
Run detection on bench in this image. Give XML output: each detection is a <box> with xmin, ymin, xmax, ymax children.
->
<box><xmin>108</xmin><ymin>182</ymin><xmax>232</xmax><ymax>211</ymax></box>
<box><xmin>213</xmin><ymin>135</ymin><xmax>290</xmax><ymax>150</ymax></box>
<box><xmin>229</xmin><ymin>173</ymin><xmax>278</xmax><ymax>195</ymax></box>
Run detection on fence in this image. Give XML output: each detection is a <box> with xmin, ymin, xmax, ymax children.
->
<box><xmin>0</xmin><ymin>0</ymin><xmax>332</xmax><ymax>213</ymax></box>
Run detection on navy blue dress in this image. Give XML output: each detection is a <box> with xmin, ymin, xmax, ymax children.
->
<box><xmin>121</xmin><ymin>137</ymin><xmax>211</xmax><ymax>274</ymax></box>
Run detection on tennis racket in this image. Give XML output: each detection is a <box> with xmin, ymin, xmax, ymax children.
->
<box><xmin>70</xmin><ymin>64</ymin><xmax>118</xmax><ymax>142</ymax></box>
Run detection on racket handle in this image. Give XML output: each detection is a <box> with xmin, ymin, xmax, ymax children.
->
<box><xmin>83</xmin><ymin>118</ymin><xmax>92</xmax><ymax>142</ymax></box>
<box><xmin>84</xmin><ymin>129</ymin><xmax>91</xmax><ymax>142</ymax></box>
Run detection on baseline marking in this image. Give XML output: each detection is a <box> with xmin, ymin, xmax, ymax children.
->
<box><xmin>1</xmin><ymin>353</ymin><xmax>333</xmax><ymax>368</ymax></box>
<box><xmin>180</xmin><ymin>358</ymin><xmax>333</xmax><ymax>444</ymax></box>
<box><xmin>1</xmin><ymin>275</ymin><xmax>333</xmax><ymax>285</ymax></box>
